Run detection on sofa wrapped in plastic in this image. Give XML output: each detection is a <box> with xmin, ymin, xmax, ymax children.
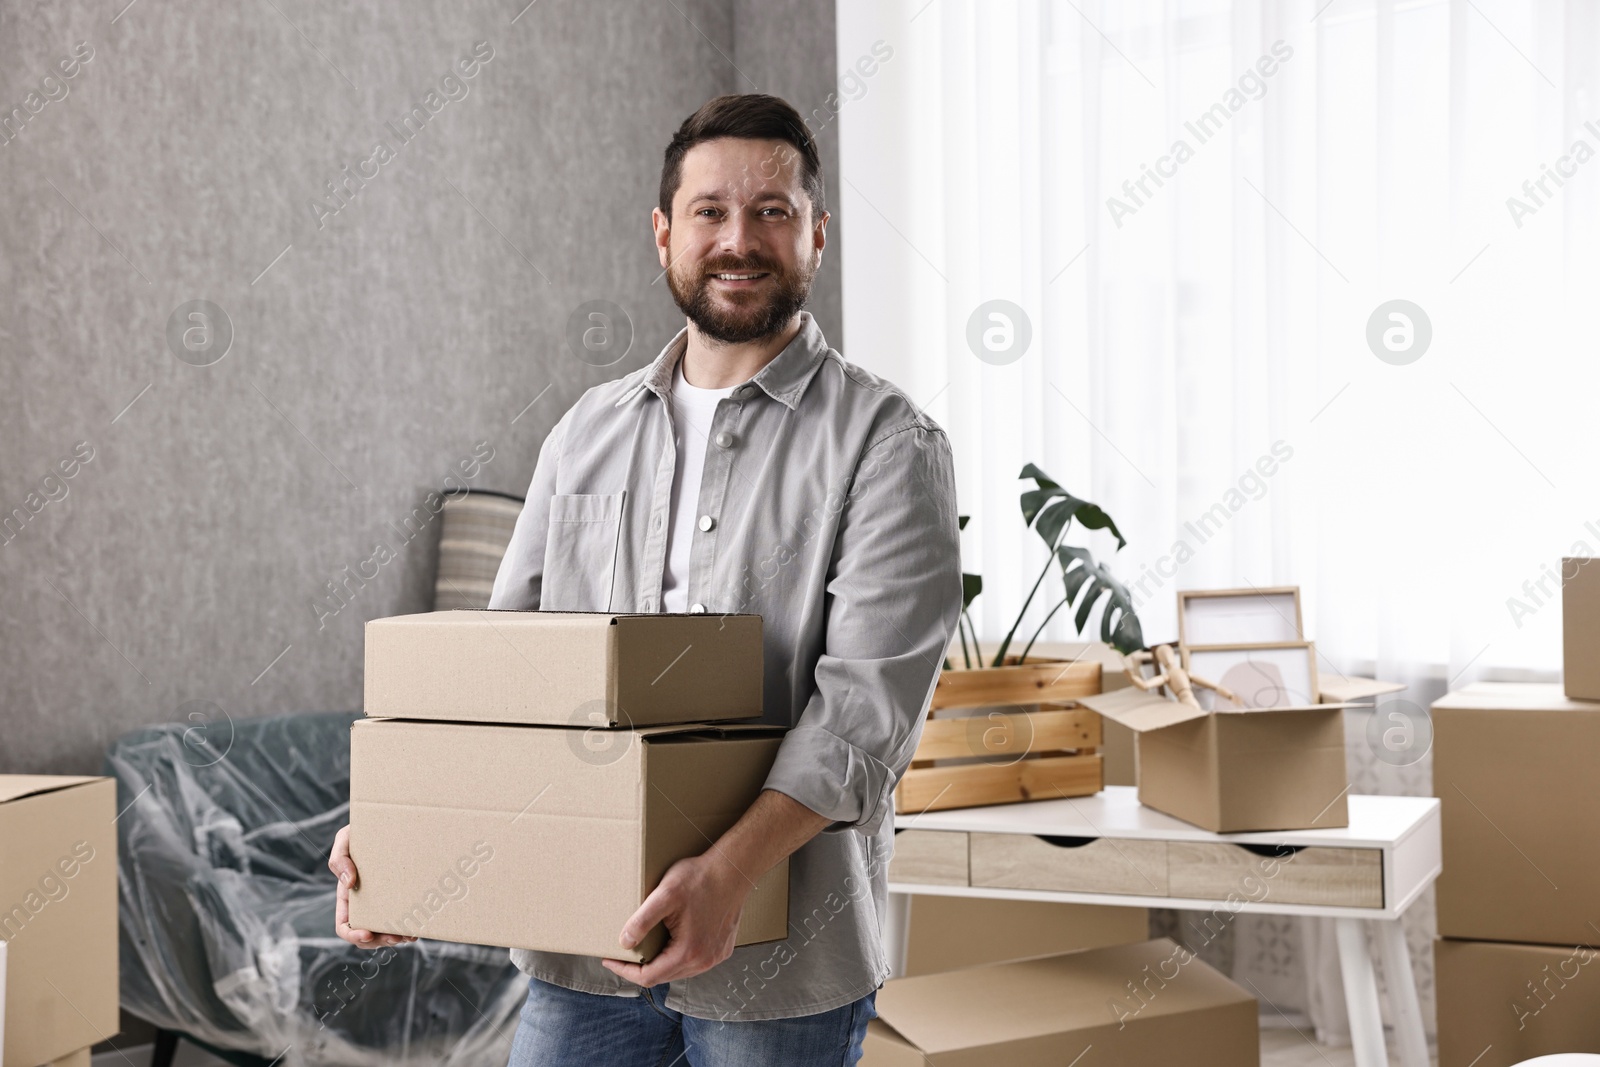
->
<box><xmin>107</xmin><ymin>710</ymin><xmax>524</xmax><ymax>1066</ymax></box>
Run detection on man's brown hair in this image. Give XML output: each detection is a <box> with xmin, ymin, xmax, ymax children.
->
<box><xmin>659</xmin><ymin>93</ymin><xmax>825</xmax><ymax>220</ymax></box>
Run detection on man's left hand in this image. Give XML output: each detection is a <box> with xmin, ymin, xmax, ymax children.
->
<box><xmin>601</xmin><ymin>850</ymin><xmax>753</xmax><ymax>986</ymax></box>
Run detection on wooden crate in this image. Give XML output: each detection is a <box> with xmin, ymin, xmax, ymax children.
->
<box><xmin>896</xmin><ymin>658</ymin><xmax>1105</xmax><ymax>814</ymax></box>
<box><xmin>928</xmin><ymin>656</ymin><xmax>1101</xmax><ymax>712</ymax></box>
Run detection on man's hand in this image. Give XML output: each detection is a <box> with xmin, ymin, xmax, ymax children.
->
<box><xmin>602</xmin><ymin>790</ymin><xmax>829</xmax><ymax>987</ymax></box>
<box><xmin>601</xmin><ymin>851</ymin><xmax>750</xmax><ymax>986</ymax></box>
<box><xmin>328</xmin><ymin>824</ymin><xmax>417</xmax><ymax>950</ymax></box>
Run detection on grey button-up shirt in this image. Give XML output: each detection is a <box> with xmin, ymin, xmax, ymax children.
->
<box><xmin>487</xmin><ymin>311</ymin><xmax>961</xmax><ymax>1020</ymax></box>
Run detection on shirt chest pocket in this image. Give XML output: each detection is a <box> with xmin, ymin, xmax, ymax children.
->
<box><xmin>539</xmin><ymin>491</ymin><xmax>626</xmax><ymax>612</ymax></box>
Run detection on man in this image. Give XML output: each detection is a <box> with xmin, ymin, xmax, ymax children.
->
<box><xmin>328</xmin><ymin>93</ymin><xmax>961</xmax><ymax>1066</ymax></box>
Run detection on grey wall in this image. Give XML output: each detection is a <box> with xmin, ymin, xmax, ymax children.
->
<box><xmin>733</xmin><ymin>0</ymin><xmax>843</xmax><ymax>342</ymax></box>
<box><xmin>1</xmin><ymin>0</ymin><xmax>838</xmax><ymax>775</ymax></box>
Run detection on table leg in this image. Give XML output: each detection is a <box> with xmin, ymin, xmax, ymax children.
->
<box><xmin>1374</xmin><ymin>919</ymin><xmax>1430</xmax><ymax>1067</ymax></box>
<box><xmin>1335</xmin><ymin>917</ymin><xmax>1390</xmax><ymax>1067</ymax></box>
<box><xmin>884</xmin><ymin>892</ymin><xmax>912</xmax><ymax>978</ymax></box>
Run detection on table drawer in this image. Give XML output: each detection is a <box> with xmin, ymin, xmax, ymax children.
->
<box><xmin>970</xmin><ymin>833</ymin><xmax>1168</xmax><ymax>896</ymax></box>
<box><xmin>1167</xmin><ymin>842</ymin><xmax>1383</xmax><ymax>908</ymax></box>
<box><xmin>889</xmin><ymin>830</ymin><xmax>969</xmax><ymax>885</ymax></box>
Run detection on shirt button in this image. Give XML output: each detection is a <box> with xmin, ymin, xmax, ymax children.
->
<box><xmin>697</xmin><ymin>514</ymin><xmax>715</xmax><ymax>532</ymax></box>
<box><xmin>714</xmin><ymin>431</ymin><xmax>734</xmax><ymax>449</ymax></box>
<box><xmin>652</xmin><ymin>514</ymin><xmax>664</xmax><ymax>532</ymax></box>
<box><xmin>733</xmin><ymin>386</ymin><xmax>752</xmax><ymax>399</ymax></box>
<box><xmin>689</xmin><ymin>603</ymin><xmax>707</xmax><ymax>613</ymax></box>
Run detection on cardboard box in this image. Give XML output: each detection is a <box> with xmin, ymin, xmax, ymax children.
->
<box><xmin>1078</xmin><ymin>687</ymin><xmax>1359</xmax><ymax>832</ymax></box>
<box><xmin>1435</xmin><ymin>938</ymin><xmax>1600</xmax><ymax>1065</ymax></box>
<box><xmin>348</xmin><ymin>718</ymin><xmax>790</xmax><ymax>961</ymax></box>
<box><xmin>1433</xmin><ymin>682</ymin><xmax>1600</xmax><ymax>945</ymax></box>
<box><xmin>902</xmin><ymin>896</ymin><xmax>1148</xmax><ymax>977</ymax></box>
<box><xmin>862</xmin><ymin>938</ymin><xmax>1258</xmax><ymax>1065</ymax></box>
<box><xmin>364</xmin><ymin>610</ymin><xmax>764</xmax><ymax>727</ymax></box>
<box><xmin>1563</xmin><ymin>556</ymin><xmax>1600</xmax><ymax>701</ymax></box>
<box><xmin>1076</xmin><ymin>652</ymin><xmax>1402</xmax><ymax>833</ymax></box>
<box><xmin>0</xmin><ymin>776</ymin><xmax>118</xmax><ymax>1067</ymax></box>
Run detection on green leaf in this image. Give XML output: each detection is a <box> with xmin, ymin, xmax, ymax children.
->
<box><xmin>1001</xmin><ymin>464</ymin><xmax>1144</xmax><ymax>658</ymax></box>
<box><xmin>1073</xmin><ymin>578</ymin><xmax>1099</xmax><ymax>633</ymax></box>
<box><xmin>1055</xmin><ymin>545</ymin><xmax>1146</xmax><ymax>655</ymax></box>
<box><xmin>961</xmin><ymin>572</ymin><xmax>983</xmax><ymax>610</ymax></box>
<box><xmin>1018</xmin><ymin>462</ymin><xmax>1060</xmax><ymax>490</ymax></box>
<box><xmin>1017</xmin><ymin>464</ymin><xmax>1127</xmax><ymax>550</ymax></box>
<box><xmin>958</xmin><ymin>514</ymin><xmax>970</xmax><ymax>531</ymax></box>
<box><xmin>1060</xmin><ymin>556</ymin><xmax>1093</xmax><ymax>603</ymax></box>
<box><xmin>1107</xmin><ymin>604</ymin><xmax>1144</xmax><ymax>652</ymax></box>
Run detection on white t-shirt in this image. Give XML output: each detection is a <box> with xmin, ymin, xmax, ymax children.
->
<box><xmin>661</xmin><ymin>360</ymin><xmax>737</xmax><ymax>613</ymax></box>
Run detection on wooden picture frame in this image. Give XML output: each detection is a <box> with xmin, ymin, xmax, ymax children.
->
<box><xmin>1177</xmin><ymin>586</ymin><xmax>1304</xmax><ymax>647</ymax></box>
<box><xmin>1182</xmin><ymin>642</ymin><xmax>1319</xmax><ymax>710</ymax></box>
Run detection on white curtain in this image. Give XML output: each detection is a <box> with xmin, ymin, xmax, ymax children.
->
<box><xmin>838</xmin><ymin>0</ymin><xmax>1600</xmax><ymax>1041</ymax></box>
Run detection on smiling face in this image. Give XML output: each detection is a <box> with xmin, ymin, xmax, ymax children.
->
<box><xmin>654</xmin><ymin>137</ymin><xmax>828</xmax><ymax>345</ymax></box>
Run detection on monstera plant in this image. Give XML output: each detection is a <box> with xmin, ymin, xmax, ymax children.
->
<box><xmin>949</xmin><ymin>464</ymin><xmax>1144</xmax><ymax>669</ymax></box>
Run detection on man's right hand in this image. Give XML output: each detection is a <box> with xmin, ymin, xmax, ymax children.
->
<box><xmin>329</xmin><ymin>824</ymin><xmax>416</xmax><ymax>949</ymax></box>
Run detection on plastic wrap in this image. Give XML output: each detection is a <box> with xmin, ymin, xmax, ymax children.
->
<box><xmin>107</xmin><ymin>711</ymin><xmax>525</xmax><ymax>1066</ymax></box>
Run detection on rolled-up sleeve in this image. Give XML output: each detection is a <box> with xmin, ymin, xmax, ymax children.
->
<box><xmin>488</xmin><ymin>408</ymin><xmax>570</xmax><ymax>611</ymax></box>
<box><xmin>762</xmin><ymin>423</ymin><xmax>963</xmax><ymax>836</ymax></box>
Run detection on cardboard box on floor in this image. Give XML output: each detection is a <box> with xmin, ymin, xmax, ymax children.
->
<box><xmin>1076</xmin><ymin>686</ymin><xmax>1368</xmax><ymax>833</ymax></box>
<box><xmin>348</xmin><ymin>718</ymin><xmax>789</xmax><ymax>962</ymax></box>
<box><xmin>901</xmin><ymin>896</ymin><xmax>1148</xmax><ymax>977</ymax></box>
<box><xmin>1563</xmin><ymin>556</ymin><xmax>1600</xmax><ymax>701</ymax></box>
<box><xmin>364</xmin><ymin>610</ymin><xmax>764</xmax><ymax>727</ymax></box>
<box><xmin>0</xmin><ymin>776</ymin><xmax>118</xmax><ymax>1067</ymax></box>
<box><xmin>1433</xmin><ymin>681</ymin><xmax>1600</xmax><ymax>945</ymax></box>
<box><xmin>862</xmin><ymin>938</ymin><xmax>1258</xmax><ymax>1066</ymax></box>
<box><xmin>1435</xmin><ymin>938</ymin><xmax>1600</xmax><ymax>1065</ymax></box>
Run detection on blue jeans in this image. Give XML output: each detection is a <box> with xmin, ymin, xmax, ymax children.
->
<box><xmin>506</xmin><ymin>977</ymin><xmax>876</xmax><ymax>1067</ymax></box>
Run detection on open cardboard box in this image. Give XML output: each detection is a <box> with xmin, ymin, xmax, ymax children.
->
<box><xmin>862</xmin><ymin>938</ymin><xmax>1258</xmax><ymax>1065</ymax></box>
<box><xmin>364</xmin><ymin>609</ymin><xmax>764</xmax><ymax>727</ymax></box>
<box><xmin>1078</xmin><ymin>659</ymin><xmax>1401</xmax><ymax>831</ymax></box>
<box><xmin>348</xmin><ymin>717</ymin><xmax>790</xmax><ymax>962</ymax></box>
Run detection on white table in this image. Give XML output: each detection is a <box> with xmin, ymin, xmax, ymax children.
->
<box><xmin>885</xmin><ymin>786</ymin><xmax>1441</xmax><ymax>1067</ymax></box>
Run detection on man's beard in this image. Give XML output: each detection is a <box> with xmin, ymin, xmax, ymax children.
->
<box><xmin>666</xmin><ymin>251</ymin><xmax>815</xmax><ymax>345</ymax></box>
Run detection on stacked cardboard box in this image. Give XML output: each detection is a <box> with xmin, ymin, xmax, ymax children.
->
<box><xmin>0</xmin><ymin>776</ymin><xmax>118</xmax><ymax>1067</ymax></box>
<box><xmin>1428</xmin><ymin>563</ymin><xmax>1600</xmax><ymax>1062</ymax></box>
<box><xmin>1564</xmin><ymin>556</ymin><xmax>1600</xmax><ymax>701</ymax></box>
<box><xmin>348</xmin><ymin>609</ymin><xmax>790</xmax><ymax>963</ymax></box>
<box><xmin>1432</xmin><ymin>681</ymin><xmax>1600</xmax><ymax>1063</ymax></box>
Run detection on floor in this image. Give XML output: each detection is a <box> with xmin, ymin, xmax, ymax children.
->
<box><xmin>93</xmin><ymin>1047</ymin><xmax>221</xmax><ymax>1067</ymax></box>
<box><xmin>1260</xmin><ymin>1028</ymin><xmax>1434</xmax><ymax>1066</ymax></box>
<box><xmin>95</xmin><ymin>1030</ymin><xmax>1435</xmax><ymax>1066</ymax></box>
